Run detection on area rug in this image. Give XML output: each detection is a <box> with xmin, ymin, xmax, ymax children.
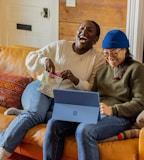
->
<box><xmin>7</xmin><ymin>152</ymin><xmax>35</xmax><ymax>160</ymax></box>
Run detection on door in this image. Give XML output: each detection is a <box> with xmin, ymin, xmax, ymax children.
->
<box><xmin>0</xmin><ymin>0</ymin><xmax>58</xmax><ymax>48</ymax></box>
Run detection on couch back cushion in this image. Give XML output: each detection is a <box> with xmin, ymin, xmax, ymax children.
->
<box><xmin>0</xmin><ymin>46</ymin><xmax>41</xmax><ymax>79</ymax></box>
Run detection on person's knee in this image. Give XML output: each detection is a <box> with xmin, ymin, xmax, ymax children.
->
<box><xmin>45</xmin><ymin>119</ymin><xmax>61</xmax><ymax>138</ymax></box>
<box><xmin>76</xmin><ymin>123</ymin><xmax>90</xmax><ymax>140</ymax></box>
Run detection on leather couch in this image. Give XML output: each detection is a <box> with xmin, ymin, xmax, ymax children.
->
<box><xmin>0</xmin><ymin>45</ymin><xmax>144</xmax><ymax>160</ymax></box>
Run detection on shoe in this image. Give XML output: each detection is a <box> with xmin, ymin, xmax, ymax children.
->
<box><xmin>0</xmin><ymin>147</ymin><xmax>12</xmax><ymax>160</ymax></box>
<box><xmin>4</xmin><ymin>108</ymin><xmax>23</xmax><ymax>116</ymax></box>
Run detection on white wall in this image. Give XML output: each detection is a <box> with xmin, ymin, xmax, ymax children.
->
<box><xmin>0</xmin><ymin>1</ymin><xmax>2</xmax><ymax>45</ymax></box>
<box><xmin>0</xmin><ymin>0</ymin><xmax>9</xmax><ymax>46</ymax></box>
<box><xmin>126</xmin><ymin>0</ymin><xmax>144</xmax><ymax>62</ymax></box>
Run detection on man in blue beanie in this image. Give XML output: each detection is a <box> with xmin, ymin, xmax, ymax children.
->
<box><xmin>102</xmin><ymin>30</ymin><xmax>130</xmax><ymax>67</ymax></box>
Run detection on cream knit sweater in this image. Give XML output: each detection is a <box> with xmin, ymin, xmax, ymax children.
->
<box><xmin>26</xmin><ymin>40</ymin><xmax>105</xmax><ymax>91</ymax></box>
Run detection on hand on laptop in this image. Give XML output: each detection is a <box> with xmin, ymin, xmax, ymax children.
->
<box><xmin>100</xmin><ymin>103</ymin><xmax>112</xmax><ymax>116</ymax></box>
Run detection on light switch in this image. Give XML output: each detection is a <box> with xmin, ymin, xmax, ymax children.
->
<box><xmin>66</xmin><ymin>0</ymin><xmax>76</xmax><ymax>7</ymax></box>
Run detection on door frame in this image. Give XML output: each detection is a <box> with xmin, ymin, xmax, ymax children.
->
<box><xmin>49</xmin><ymin>0</ymin><xmax>59</xmax><ymax>42</ymax></box>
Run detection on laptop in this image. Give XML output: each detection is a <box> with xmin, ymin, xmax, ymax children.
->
<box><xmin>52</xmin><ymin>88</ymin><xmax>100</xmax><ymax>124</ymax></box>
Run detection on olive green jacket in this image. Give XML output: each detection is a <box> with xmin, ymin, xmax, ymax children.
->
<box><xmin>92</xmin><ymin>61</ymin><xmax>144</xmax><ymax>121</ymax></box>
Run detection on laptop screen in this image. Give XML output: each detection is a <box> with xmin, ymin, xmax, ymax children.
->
<box><xmin>52</xmin><ymin>89</ymin><xmax>100</xmax><ymax>124</ymax></box>
<box><xmin>54</xmin><ymin>89</ymin><xmax>100</xmax><ymax>107</ymax></box>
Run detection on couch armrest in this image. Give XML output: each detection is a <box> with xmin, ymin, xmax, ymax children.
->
<box><xmin>139</xmin><ymin>127</ymin><xmax>144</xmax><ymax>160</ymax></box>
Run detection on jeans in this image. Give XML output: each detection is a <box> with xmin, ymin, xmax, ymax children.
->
<box><xmin>43</xmin><ymin>116</ymin><xmax>131</xmax><ymax>160</ymax></box>
<box><xmin>0</xmin><ymin>80</ymin><xmax>52</xmax><ymax>153</ymax></box>
<box><xmin>43</xmin><ymin>119</ymin><xmax>78</xmax><ymax>160</ymax></box>
<box><xmin>76</xmin><ymin>116</ymin><xmax>131</xmax><ymax>160</ymax></box>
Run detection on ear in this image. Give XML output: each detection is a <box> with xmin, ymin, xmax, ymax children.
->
<box><xmin>93</xmin><ymin>36</ymin><xmax>99</xmax><ymax>44</ymax></box>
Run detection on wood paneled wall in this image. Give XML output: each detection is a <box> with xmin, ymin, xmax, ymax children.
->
<box><xmin>59</xmin><ymin>0</ymin><xmax>127</xmax><ymax>51</ymax></box>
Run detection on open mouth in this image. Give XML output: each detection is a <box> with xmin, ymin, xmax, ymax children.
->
<box><xmin>79</xmin><ymin>35</ymin><xmax>88</xmax><ymax>43</ymax></box>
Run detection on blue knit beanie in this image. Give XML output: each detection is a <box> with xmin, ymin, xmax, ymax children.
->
<box><xmin>102</xmin><ymin>30</ymin><xmax>130</xmax><ymax>49</ymax></box>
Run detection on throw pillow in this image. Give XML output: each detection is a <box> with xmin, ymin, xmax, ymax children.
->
<box><xmin>0</xmin><ymin>72</ymin><xmax>33</xmax><ymax>109</ymax></box>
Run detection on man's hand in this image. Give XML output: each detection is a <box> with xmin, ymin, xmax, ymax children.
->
<box><xmin>100</xmin><ymin>103</ymin><xmax>112</xmax><ymax>116</ymax></box>
<box><xmin>45</xmin><ymin>58</ymin><xmax>55</xmax><ymax>74</ymax></box>
<box><xmin>136</xmin><ymin>118</ymin><xmax>144</xmax><ymax>128</ymax></box>
<box><xmin>61</xmin><ymin>70</ymin><xmax>79</xmax><ymax>85</ymax></box>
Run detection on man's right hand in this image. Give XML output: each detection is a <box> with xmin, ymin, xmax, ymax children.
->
<box><xmin>45</xmin><ymin>58</ymin><xmax>55</xmax><ymax>74</ymax></box>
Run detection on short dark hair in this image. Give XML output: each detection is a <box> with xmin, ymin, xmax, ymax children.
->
<box><xmin>90</xmin><ymin>20</ymin><xmax>101</xmax><ymax>40</ymax></box>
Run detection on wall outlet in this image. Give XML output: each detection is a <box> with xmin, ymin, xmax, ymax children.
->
<box><xmin>66</xmin><ymin>0</ymin><xmax>76</xmax><ymax>7</ymax></box>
